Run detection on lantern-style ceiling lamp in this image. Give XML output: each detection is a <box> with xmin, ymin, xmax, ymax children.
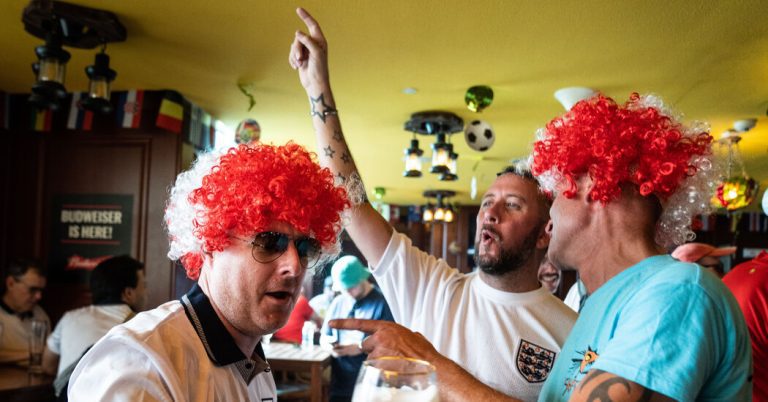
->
<box><xmin>403</xmin><ymin>135</ymin><xmax>424</xmax><ymax>177</ymax></box>
<box><xmin>404</xmin><ymin>111</ymin><xmax>463</xmax><ymax>178</ymax></box>
<box><xmin>440</xmin><ymin>150</ymin><xmax>459</xmax><ymax>181</ymax></box>
<box><xmin>711</xmin><ymin>119</ymin><xmax>760</xmax><ymax>211</ymax></box>
<box><xmin>22</xmin><ymin>0</ymin><xmax>127</xmax><ymax>110</ymax></box>
<box><xmin>423</xmin><ymin>190</ymin><xmax>457</xmax><ymax>223</ymax></box>
<box><xmin>29</xmin><ymin>29</ymin><xmax>70</xmax><ymax>110</ymax></box>
<box><xmin>81</xmin><ymin>46</ymin><xmax>117</xmax><ymax>114</ymax></box>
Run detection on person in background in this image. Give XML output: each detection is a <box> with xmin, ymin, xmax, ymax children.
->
<box><xmin>290</xmin><ymin>9</ymin><xmax>576</xmax><ymax>401</ymax></box>
<box><xmin>308</xmin><ymin>275</ymin><xmax>336</xmax><ymax>320</ymax></box>
<box><xmin>671</xmin><ymin>242</ymin><xmax>736</xmax><ymax>278</ymax></box>
<box><xmin>320</xmin><ymin>256</ymin><xmax>393</xmax><ymax>402</ymax></box>
<box><xmin>0</xmin><ymin>258</ymin><xmax>50</xmax><ymax>363</ymax></box>
<box><xmin>42</xmin><ymin>255</ymin><xmax>147</xmax><ymax>399</ymax></box>
<box><xmin>722</xmin><ymin>250</ymin><xmax>768</xmax><ymax>402</ymax></box>
<box><xmin>537</xmin><ymin>254</ymin><xmax>561</xmax><ymax>293</ymax></box>
<box><xmin>68</xmin><ymin>143</ymin><xmax>349</xmax><ymax>401</ymax></box>
<box><xmin>272</xmin><ymin>289</ymin><xmax>322</xmax><ymax>344</ymax></box>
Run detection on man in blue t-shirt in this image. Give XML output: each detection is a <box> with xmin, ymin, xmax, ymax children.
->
<box><xmin>321</xmin><ymin>256</ymin><xmax>394</xmax><ymax>402</ymax></box>
<box><xmin>530</xmin><ymin>93</ymin><xmax>752</xmax><ymax>401</ymax></box>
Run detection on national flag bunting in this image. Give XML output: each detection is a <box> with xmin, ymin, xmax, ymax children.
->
<box><xmin>156</xmin><ymin>93</ymin><xmax>183</xmax><ymax>134</ymax></box>
<box><xmin>31</xmin><ymin>108</ymin><xmax>53</xmax><ymax>132</ymax></box>
<box><xmin>67</xmin><ymin>92</ymin><xmax>94</xmax><ymax>131</ymax></box>
<box><xmin>115</xmin><ymin>90</ymin><xmax>144</xmax><ymax>128</ymax></box>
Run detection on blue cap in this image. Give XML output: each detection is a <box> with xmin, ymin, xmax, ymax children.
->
<box><xmin>331</xmin><ymin>256</ymin><xmax>370</xmax><ymax>291</ymax></box>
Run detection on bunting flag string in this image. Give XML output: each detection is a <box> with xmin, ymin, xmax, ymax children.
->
<box><xmin>67</xmin><ymin>92</ymin><xmax>94</xmax><ymax>131</ymax></box>
<box><xmin>30</xmin><ymin>108</ymin><xmax>53</xmax><ymax>132</ymax></box>
<box><xmin>156</xmin><ymin>92</ymin><xmax>183</xmax><ymax>134</ymax></box>
<box><xmin>115</xmin><ymin>90</ymin><xmax>144</xmax><ymax>128</ymax></box>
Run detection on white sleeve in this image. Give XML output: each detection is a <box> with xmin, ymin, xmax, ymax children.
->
<box><xmin>68</xmin><ymin>336</ymin><xmax>173</xmax><ymax>402</ymax></box>
<box><xmin>371</xmin><ymin>231</ymin><xmax>462</xmax><ymax>326</ymax></box>
<box><xmin>46</xmin><ymin>314</ymin><xmax>64</xmax><ymax>354</ymax></box>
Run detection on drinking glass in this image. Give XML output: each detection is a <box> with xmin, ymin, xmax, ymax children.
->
<box><xmin>352</xmin><ymin>356</ymin><xmax>439</xmax><ymax>402</ymax></box>
<box><xmin>28</xmin><ymin>319</ymin><xmax>48</xmax><ymax>374</ymax></box>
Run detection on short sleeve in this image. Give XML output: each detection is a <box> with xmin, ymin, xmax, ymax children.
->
<box><xmin>69</xmin><ymin>337</ymin><xmax>173</xmax><ymax>402</ymax></box>
<box><xmin>591</xmin><ymin>283</ymin><xmax>720</xmax><ymax>400</ymax></box>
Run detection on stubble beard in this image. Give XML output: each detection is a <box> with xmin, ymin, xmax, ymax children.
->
<box><xmin>475</xmin><ymin>226</ymin><xmax>540</xmax><ymax>276</ymax></box>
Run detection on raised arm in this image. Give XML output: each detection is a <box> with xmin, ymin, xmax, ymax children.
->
<box><xmin>331</xmin><ymin>319</ymin><xmax>521</xmax><ymax>402</ymax></box>
<box><xmin>289</xmin><ymin>8</ymin><xmax>392</xmax><ymax>266</ymax></box>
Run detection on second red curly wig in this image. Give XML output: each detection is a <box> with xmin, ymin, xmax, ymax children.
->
<box><xmin>532</xmin><ymin>93</ymin><xmax>712</xmax><ymax>204</ymax></box>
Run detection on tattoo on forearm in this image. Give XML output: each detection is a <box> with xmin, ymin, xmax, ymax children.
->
<box><xmin>324</xmin><ymin>145</ymin><xmax>336</xmax><ymax>159</ymax></box>
<box><xmin>340</xmin><ymin>151</ymin><xmax>351</xmax><ymax>164</ymax></box>
<box><xmin>310</xmin><ymin>94</ymin><xmax>336</xmax><ymax>123</ymax></box>
<box><xmin>332</xmin><ymin>130</ymin><xmax>343</xmax><ymax>142</ymax></box>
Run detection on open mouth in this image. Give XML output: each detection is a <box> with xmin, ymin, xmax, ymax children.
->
<box><xmin>265</xmin><ymin>291</ymin><xmax>293</xmax><ymax>301</ymax></box>
<box><xmin>481</xmin><ymin>228</ymin><xmax>499</xmax><ymax>244</ymax></box>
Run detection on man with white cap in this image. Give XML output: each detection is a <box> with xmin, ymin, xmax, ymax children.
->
<box><xmin>321</xmin><ymin>255</ymin><xmax>393</xmax><ymax>402</ymax></box>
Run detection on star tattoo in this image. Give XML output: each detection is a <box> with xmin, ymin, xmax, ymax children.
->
<box><xmin>340</xmin><ymin>151</ymin><xmax>351</xmax><ymax>164</ymax></box>
<box><xmin>332</xmin><ymin>130</ymin><xmax>343</xmax><ymax>142</ymax></box>
<box><xmin>310</xmin><ymin>94</ymin><xmax>336</xmax><ymax>123</ymax></box>
<box><xmin>324</xmin><ymin>145</ymin><xmax>336</xmax><ymax>159</ymax></box>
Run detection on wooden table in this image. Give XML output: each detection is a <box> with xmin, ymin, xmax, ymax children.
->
<box><xmin>0</xmin><ymin>364</ymin><xmax>55</xmax><ymax>402</ymax></box>
<box><xmin>264</xmin><ymin>342</ymin><xmax>331</xmax><ymax>402</ymax></box>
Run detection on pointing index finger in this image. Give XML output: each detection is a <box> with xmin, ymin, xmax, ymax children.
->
<box><xmin>296</xmin><ymin>7</ymin><xmax>325</xmax><ymax>41</ymax></box>
<box><xmin>329</xmin><ymin>318</ymin><xmax>388</xmax><ymax>333</ymax></box>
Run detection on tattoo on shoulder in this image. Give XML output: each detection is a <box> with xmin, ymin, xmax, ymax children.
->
<box><xmin>332</xmin><ymin>130</ymin><xmax>343</xmax><ymax>142</ymax></box>
<box><xmin>581</xmin><ymin>370</ymin><xmax>658</xmax><ymax>402</ymax></box>
<box><xmin>324</xmin><ymin>145</ymin><xmax>336</xmax><ymax>159</ymax></box>
<box><xmin>310</xmin><ymin>94</ymin><xmax>335</xmax><ymax>123</ymax></box>
<box><xmin>340</xmin><ymin>151</ymin><xmax>351</xmax><ymax>164</ymax></box>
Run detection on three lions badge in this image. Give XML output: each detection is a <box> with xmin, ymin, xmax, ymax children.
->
<box><xmin>516</xmin><ymin>339</ymin><xmax>556</xmax><ymax>383</ymax></box>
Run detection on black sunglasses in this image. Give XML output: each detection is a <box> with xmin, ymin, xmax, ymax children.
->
<box><xmin>237</xmin><ymin>231</ymin><xmax>322</xmax><ymax>269</ymax></box>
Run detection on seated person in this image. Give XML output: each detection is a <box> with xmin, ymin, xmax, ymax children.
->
<box><xmin>272</xmin><ymin>290</ymin><xmax>322</xmax><ymax>344</ymax></box>
<box><xmin>0</xmin><ymin>258</ymin><xmax>50</xmax><ymax>363</ymax></box>
<box><xmin>43</xmin><ymin>255</ymin><xmax>147</xmax><ymax>397</ymax></box>
<box><xmin>321</xmin><ymin>256</ymin><xmax>393</xmax><ymax>402</ymax></box>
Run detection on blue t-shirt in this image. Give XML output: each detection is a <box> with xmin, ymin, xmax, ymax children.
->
<box><xmin>321</xmin><ymin>287</ymin><xmax>394</xmax><ymax>398</ymax></box>
<box><xmin>539</xmin><ymin>255</ymin><xmax>752</xmax><ymax>401</ymax></box>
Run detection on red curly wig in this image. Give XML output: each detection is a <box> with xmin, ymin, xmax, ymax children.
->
<box><xmin>167</xmin><ymin>142</ymin><xmax>349</xmax><ymax>280</ymax></box>
<box><xmin>532</xmin><ymin>93</ymin><xmax>712</xmax><ymax>204</ymax></box>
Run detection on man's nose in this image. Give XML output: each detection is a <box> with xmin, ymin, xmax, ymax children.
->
<box><xmin>277</xmin><ymin>242</ymin><xmax>305</xmax><ymax>277</ymax></box>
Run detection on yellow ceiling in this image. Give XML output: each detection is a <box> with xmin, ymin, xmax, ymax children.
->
<box><xmin>2</xmin><ymin>0</ymin><xmax>768</xmax><ymax>206</ymax></box>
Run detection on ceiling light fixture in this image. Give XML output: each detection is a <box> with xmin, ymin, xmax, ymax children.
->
<box><xmin>22</xmin><ymin>0</ymin><xmax>127</xmax><ymax>111</ymax></box>
<box><xmin>403</xmin><ymin>135</ymin><xmax>424</xmax><ymax>177</ymax></box>
<box><xmin>554</xmin><ymin>87</ymin><xmax>597</xmax><ymax>110</ymax></box>
<box><xmin>404</xmin><ymin>111</ymin><xmax>463</xmax><ymax>179</ymax></box>
<box><xmin>422</xmin><ymin>190</ymin><xmax>456</xmax><ymax>223</ymax></box>
<box><xmin>81</xmin><ymin>45</ymin><xmax>117</xmax><ymax>114</ymax></box>
<box><xmin>711</xmin><ymin>119</ymin><xmax>760</xmax><ymax>211</ymax></box>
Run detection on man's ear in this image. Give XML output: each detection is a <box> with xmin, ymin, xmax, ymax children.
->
<box><xmin>5</xmin><ymin>276</ymin><xmax>14</xmax><ymax>290</ymax></box>
<box><xmin>536</xmin><ymin>220</ymin><xmax>551</xmax><ymax>249</ymax></box>
<box><xmin>121</xmin><ymin>287</ymin><xmax>135</xmax><ymax>305</ymax></box>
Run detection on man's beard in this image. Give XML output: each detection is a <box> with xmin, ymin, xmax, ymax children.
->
<box><xmin>474</xmin><ymin>225</ymin><xmax>541</xmax><ymax>276</ymax></box>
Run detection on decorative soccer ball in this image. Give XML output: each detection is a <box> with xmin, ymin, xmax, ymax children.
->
<box><xmin>235</xmin><ymin>119</ymin><xmax>261</xmax><ymax>144</ymax></box>
<box><xmin>464</xmin><ymin>120</ymin><xmax>495</xmax><ymax>152</ymax></box>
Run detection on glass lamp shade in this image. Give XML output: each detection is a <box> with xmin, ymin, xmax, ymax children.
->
<box><xmin>29</xmin><ymin>39</ymin><xmax>71</xmax><ymax>110</ymax></box>
<box><xmin>81</xmin><ymin>52</ymin><xmax>117</xmax><ymax>114</ymax></box>
<box><xmin>433</xmin><ymin>206</ymin><xmax>446</xmax><ymax>221</ymax></box>
<box><xmin>423</xmin><ymin>206</ymin><xmax>434</xmax><ymax>222</ymax></box>
<box><xmin>443</xmin><ymin>208</ymin><xmax>454</xmax><ymax>223</ymax></box>
<box><xmin>711</xmin><ymin>176</ymin><xmax>759</xmax><ymax>211</ymax></box>
<box><xmin>439</xmin><ymin>152</ymin><xmax>459</xmax><ymax>181</ymax></box>
<box><xmin>430</xmin><ymin>135</ymin><xmax>450</xmax><ymax>174</ymax></box>
<box><xmin>403</xmin><ymin>139</ymin><xmax>423</xmax><ymax>177</ymax></box>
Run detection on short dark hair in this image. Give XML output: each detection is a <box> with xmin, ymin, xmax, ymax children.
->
<box><xmin>90</xmin><ymin>255</ymin><xmax>144</xmax><ymax>305</ymax></box>
<box><xmin>497</xmin><ymin>163</ymin><xmax>553</xmax><ymax>224</ymax></box>
<box><xmin>5</xmin><ymin>258</ymin><xmax>45</xmax><ymax>279</ymax></box>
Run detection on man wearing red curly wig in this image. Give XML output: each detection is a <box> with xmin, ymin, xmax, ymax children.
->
<box><xmin>68</xmin><ymin>143</ymin><xmax>348</xmax><ymax>401</ymax></box>
<box><xmin>531</xmin><ymin>94</ymin><xmax>752</xmax><ymax>401</ymax></box>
